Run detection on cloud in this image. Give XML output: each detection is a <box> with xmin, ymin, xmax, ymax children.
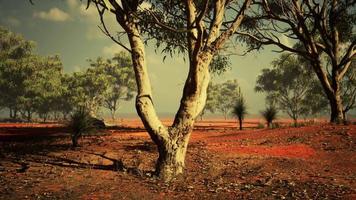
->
<box><xmin>102</xmin><ymin>44</ymin><xmax>126</xmax><ymax>57</ymax></box>
<box><xmin>1</xmin><ymin>16</ymin><xmax>21</xmax><ymax>27</ymax></box>
<box><xmin>33</xmin><ymin>8</ymin><xmax>71</xmax><ymax>22</ymax></box>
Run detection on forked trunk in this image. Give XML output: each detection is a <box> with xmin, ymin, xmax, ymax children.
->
<box><xmin>155</xmin><ymin>132</ymin><xmax>191</xmax><ymax>180</ymax></box>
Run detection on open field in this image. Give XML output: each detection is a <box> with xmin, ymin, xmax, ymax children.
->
<box><xmin>0</xmin><ymin>119</ymin><xmax>355</xmax><ymax>199</ymax></box>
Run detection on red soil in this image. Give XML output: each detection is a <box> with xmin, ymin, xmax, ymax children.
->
<box><xmin>0</xmin><ymin>119</ymin><xmax>355</xmax><ymax>199</ymax></box>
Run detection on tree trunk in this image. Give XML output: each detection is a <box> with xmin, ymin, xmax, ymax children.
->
<box><xmin>9</xmin><ymin>108</ymin><xmax>13</xmax><ymax>119</ymax></box>
<box><xmin>312</xmin><ymin>61</ymin><xmax>345</xmax><ymax>123</ymax></box>
<box><xmin>329</xmin><ymin>91</ymin><xmax>344</xmax><ymax>124</ymax></box>
<box><xmin>71</xmin><ymin>135</ymin><xmax>79</xmax><ymax>147</ymax></box>
<box><xmin>155</xmin><ymin>132</ymin><xmax>191</xmax><ymax>180</ymax></box>
<box><xmin>26</xmin><ymin>110</ymin><xmax>32</xmax><ymax>122</ymax></box>
<box><xmin>111</xmin><ymin>109</ymin><xmax>116</xmax><ymax>121</ymax></box>
<box><xmin>239</xmin><ymin>118</ymin><xmax>242</xmax><ymax>130</ymax></box>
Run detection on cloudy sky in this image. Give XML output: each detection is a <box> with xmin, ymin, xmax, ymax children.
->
<box><xmin>0</xmin><ymin>0</ymin><xmax>284</xmax><ymax>117</ymax></box>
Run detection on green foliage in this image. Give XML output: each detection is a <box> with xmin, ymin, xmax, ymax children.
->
<box><xmin>68</xmin><ymin>107</ymin><xmax>95</xmax><ymax>147</ymax></box>
<box><xmin>87</xmin><ymin>52</ymin><xmax>136</xmax><ymax>120</ymax></box>
<box><xmin>209</xmin><ymin>54</ymin><xmax>231</xmax><ymax>76</ymax></box>
<box><xmin>204</xmin><ymin>79</ymin><xmax>243</xmax><ymax>119</ymax></box>
<box><xmin>261</xmin><ymin>105</ymin><xmax>278</xmax><ymax>128</ymax></box>
<box><xmin>256</xmin><ymin>122</ymin><xmax>265</xmax><ymax>129</ymax></box>
<box><xmin>255</xmin><ymin>54</ymin><xmax>327</xmax><ymax>122</ymax></box>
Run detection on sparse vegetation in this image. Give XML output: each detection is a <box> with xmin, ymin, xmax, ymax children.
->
<box><xmin>68</xmin><ymin>107</ymin><xmax>95</xmax><ymax>147</ymax></box>
<box><xmin>261</xmin><ymin>106</ymin><xmax>278</xmax><ymax>128</ymax></box>
<box><xmin>232</xmin><ymin>90</ymin><xmax>247</xmax><ymax>130</ymax></box>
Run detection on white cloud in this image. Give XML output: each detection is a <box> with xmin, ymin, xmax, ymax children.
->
<box><xmin>2</xmin><ymin>16</ymin><xmax>21</xmax><ymax>27</ymax></box>
<box><xmin>33</xmin><ymin>8</ymin><xmax>71</xmax><ymax>22</ymax></box>
<box><xmin>102</xmin><ymin>44</ymin><xmax>126</xmax><ymax>56</ymax></box>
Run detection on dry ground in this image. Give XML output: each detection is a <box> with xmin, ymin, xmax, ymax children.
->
<box><xmin>0</xmin><ymin>119</ymin><xmax>355</xmax><ymax>199</ymax></box>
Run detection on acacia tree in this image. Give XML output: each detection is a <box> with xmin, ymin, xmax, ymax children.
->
<box><xmin>216</xmin><ymin>79</ymin><xmax>243</xmax><ymax>119</ymax></box>
<box><xmin>240</xmin><ymin>0</ymin><xmax>355</xmax><ymax>123</ymax></box>
<box><xmin>82</xmin><ymin>0</ymin><xmax>252</xmax><ymax>181</ymax></box>
<box><xmin>0</xmin><ymin>26</ymin><xmax>35</xmax><ymax>119</ymax></box>
<box><xmin>255</xmin><ymin>54</ymin><xmax>318</xmax><ymax>124</ymax></box>
<box><xmin>88</xmin><ymin>52</ymin><xmax>136</xmax><ymax>120</ymax></box>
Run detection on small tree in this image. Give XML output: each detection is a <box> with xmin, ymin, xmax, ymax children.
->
<box><xmin>68</xmin><ymin>107</ymin><xmax>95</xmax><ymax>147</ymax></box>
<box><xmin>261</xmin><ymin>105</ymin><xmax>278</xmax><ymax>128</ymax></box>
<box><xmin>232</xmin><ymin>89</ymin><xmax>247</xmax><ymax>130</ymax></box>
<box><xmin>255</xmin><ymin>54</ymin><xmax>317</xmax><ymax>125</ymax></box>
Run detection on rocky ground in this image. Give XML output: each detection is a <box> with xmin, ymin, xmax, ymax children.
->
<box><xmin>0</xmin><ymin>119</ymin><xmax>355</xmax><ymax>199</ymax></box>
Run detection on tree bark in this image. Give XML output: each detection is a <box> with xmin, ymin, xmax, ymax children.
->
<box><xmin>311</xmin><ymin>61</ymin><xmax>345</xmax><ymax>123</ymax></box>
<box><xmin>329</xmin><ymin>91</ymin><xmax>344</xmax><ymax>124</ymax></box>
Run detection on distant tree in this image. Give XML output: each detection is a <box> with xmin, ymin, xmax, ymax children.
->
<box><xmin>199</xmin><ymin>82</ymin><xmax>220</xmax><ymax>120</ymax></box>
<box><xmin>55</xmin><ymin>74</ymin><xmax>75</xmax><ymax>120</ymax></box>
<box><xmin>34</xmin><ymin>55</ymin><xmax>63</xmax><ymax>122</ymax></box>
<box><xmin>255</xmin><ymin>54</ymin><xmax>319</xmax><ymax>125</ymax></box>
<box><xmin>261</xmin><ymin>105</ymin><xmax>278</xmax><ymax>128</ymax></box>
<box><xmin>232</xmin><ymin>88</ymin><xmax>247</xmax><ymax>130</ymax></box>
<box><xmin>217</xmin><ymin>79</ymin><xmax>243</xmax><ymax>119</ymax></box>
<box><xmin>0</xmin><ymin>26</ymin><xmax>35</xmax><ymax>119</ymax></box>
<box><xmin>241</xmin><ymin>0</ymin><xmax>356</xmax><ymax>123</ymax></box>
<box><xmin>66</xmin><ymin>67</ymin><xmax>110</xmax><ymax>117</ymax></box>
<box><xmin>88</xmin><ymin>52</ymin><xmax>136</xmax><ymax>120</ymax></box>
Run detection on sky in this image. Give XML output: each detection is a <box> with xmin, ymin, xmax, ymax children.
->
<box><xmin>0</xmin><ymin>0</ymin><xmax>284</xmax><ymax>117</ymax></box>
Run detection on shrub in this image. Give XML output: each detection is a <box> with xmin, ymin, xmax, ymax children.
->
<box><xmin>256</xmin><ymin>122</ymin><xmax>265</xmax><ymax>129</ymax></box>
<box><xmin>261</xmin><ymin>105</ymin><xmax>278</xmax><ymax>128</ymax></box>
<box><xmin>271</xmin><ymin>122</ymin><xmax>281</xmax><ymax>129</ymax></box>
<box><xmin>232</xmin><ymin>97</ymin><xmax>247</xmax><ymax>130</ymax></box>
<box><xmin>68</xmin><ymin>107</ymin><xmax>95</xmax><ymax>147</ymax></box>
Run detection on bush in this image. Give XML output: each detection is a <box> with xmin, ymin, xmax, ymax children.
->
<box><xmin>256</xmin><ymin>122</ymin><xmax>265</xmax><ymax>129</ymax></box>
<box><xmin>232</xmin><ymin>97</ymin><xmax>247</xmax><ymax>130</ymax></box>
<box><xmin>261</xmin><ymin>105</ymin><xmax>278</xmax><ymax>128</ymax></box>
<box><xmin>68</xmin><ymin>107</ymin><xmax>96</xmax><ymax>147</ymax></box>
<box><xmin>271</xmin><ymin>122</ymin><xmax>281</xmax><ymax>129</ymax></box>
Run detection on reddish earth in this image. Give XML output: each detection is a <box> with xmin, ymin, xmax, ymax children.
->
<box><xmin>0</xmin><ymin>119</ymin><xmax>355</xmax><ymax>199</ymax></box>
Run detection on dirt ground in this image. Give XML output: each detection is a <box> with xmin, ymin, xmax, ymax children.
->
<box><xmin>0</xmin><ymin>119</ymin><xmax>355</xmax><ymax>200</ymax></box>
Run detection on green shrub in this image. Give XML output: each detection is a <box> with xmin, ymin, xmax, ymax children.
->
<box><xmin>257</xmin><ymin>122</ymin><xmax>265</xmax><ymax>129</ymax></box>
<box><xmin>261</xmin><ymin>105</ymin><xmax>278</xmax><ymax>128</ymax></box>
<box><xmin>271</xmin><ymin>122</ymin><xmax>281</xmax><ymax>129</ymax></box>
<box><xmin>68</xmin><ymin>107</ymin><xmax>95</xmax><ymax>147</ymax></box>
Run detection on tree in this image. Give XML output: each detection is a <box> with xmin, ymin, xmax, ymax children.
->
<box><xmin>66</xmin><ymin>69</ymin><xmax>108</xmax><ymax>117</ymax></box>
<box><xmin>88</xmin><ymin>52</ymin><xmax>136</xmax><ymax>120</ymax></box>
<box><xmin>216</xmin><ymin>80</ymin><xmax>243</xmax><ymax>119</ymax></box>
<box><xmin>34</xmin><ymin>55</ymin><xmax>63</xmax><ymax>122</ymax></box>
<box><xmin>261</xmin><ymin>105</ymin><xmax>278</xmax><ymax>128</ymax></box>
<box><xmin>340</xmin><ymin>61</ymin><xmax>356</xmax><ymax>120</ymax></box>
<box><xmin>240</xmin><ymin>0</ymin><xmax>356</xmax><ymax>123</ymax></box>
<box><xmin>81</xmin><ymin>0</ymin><xmax>252</xmax><ymax>181</ymax></box>
<box><xmin>0</xmin><ymin>26</ymin><xmax>35</xmax><ymax>119</ymax></box>
<box><xmin>199</xmin><ymin>82</ymin><xmax>220</xmax><ymax>120</ymax></box>
<box><xmin>255</xmin><ymin>54</ymin><xmax>320</xmax><ymax>124</ymax></box>
<box><xmin>232</xmin><ymin>89</ymin><xmax>247</xmax><ymax>130</ymax></box>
